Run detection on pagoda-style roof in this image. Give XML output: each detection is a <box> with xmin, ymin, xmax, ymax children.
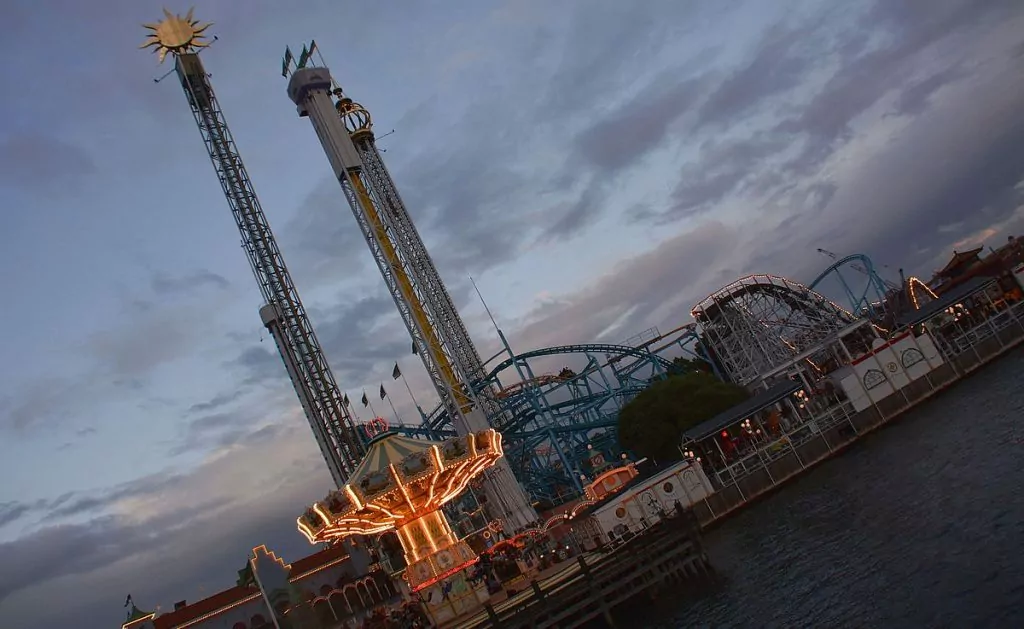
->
<box><xmin>937</xmin><ymin>246</ymin><xmax>983</xmax><ymax>277</ymax></box>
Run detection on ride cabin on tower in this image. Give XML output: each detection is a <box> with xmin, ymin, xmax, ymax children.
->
<box><xmin>140</xmin><ymin>10</ymin><xmax>366</xmax><ymax>486</ymax></box>
<box><xmin>283</xmin><ymin>52</ymin><xmax>537</xmax><ymax>532</ymax></box>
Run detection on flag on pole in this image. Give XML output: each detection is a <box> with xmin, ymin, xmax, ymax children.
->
<box><xmin>412</xmin><ymin>341</ymin><xmax>418</xmax><ymax>355</ymax></box>
<box><xmin>392</xmin><ymin>363</ymin><xmax>402</xmax><ymax>380</ymax></box>
<box><xmin>342</xmin><ymin>394</ymin><xmax>350</xmax><ymax>408</ymax></box>
<box><xmin>297</xmin><ymin>44</ymin><xmax>311</xmax><ymax>69</ymax></box>
<box><xmin>281</xmin><ymin>47</ymin><xmax>294</xmax><ymax>77</ymax></box>
<box><xmin>361</xmin><ymin>391</ymin><xmax>368</xmax><ymax>407</ymax></box>
<box><xmin>379</xmin><ymin>384</ymin><xmax>387</xmax><ymax>400</ymax></box>
<box><xmin>309</xmin><ymin>39</ymin><xmax>319</xmax><ymax>58</ymax></box>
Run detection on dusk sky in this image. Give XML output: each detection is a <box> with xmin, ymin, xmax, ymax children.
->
<box><xmin>2</xmin><ymin>0</ymin><xmax>1024</xmax><ymax>627</ymax></box>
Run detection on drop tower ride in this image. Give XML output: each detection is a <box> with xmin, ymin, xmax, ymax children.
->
<box><xmin>284</xmin><ymin>59</ymin><xmax>537</xmax><ymax>531</ymax></box>
<box><xmin>140</xmin><ymin>10</ymin><xmax>365</xmax><ymax>485</ymax></box>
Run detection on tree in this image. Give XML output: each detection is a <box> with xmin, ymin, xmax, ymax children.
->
<box><xmin>668</xmin><ymin>355</ymin><xmax>714</xmax><ymax>376</ymax></box>
<box><xmin>618</xmin><ymin>371</ymin><xmax>750</xmax><ymax>461</ymax></box>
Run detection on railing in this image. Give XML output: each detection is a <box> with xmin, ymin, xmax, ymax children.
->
<box><xmin>707</xmin><ymin>399</ymin><xmax>856</xmax><ymax>488</ymax></box>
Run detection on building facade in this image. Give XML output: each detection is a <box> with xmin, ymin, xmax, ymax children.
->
<box><xmin>121</xmin><ymin>541</ymin><xmax>398</xmax><ymax>629</ymax></box>
<box><xmin>574</xmin><ymin>460</ymin><xmax>713</xmax><ymax>550</ymax></box>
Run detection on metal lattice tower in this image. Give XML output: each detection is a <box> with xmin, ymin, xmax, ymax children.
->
<box><xmin>692</xmin><ymin>274</ymin><xmax>857</xmax><ymax>385</ymax></box>
<box><xmin>141</xmin><ymin>12</ymin><xmax>365</xmax><ymax>486</ymax></box>
<box><xmin>284</xmin><ymin>60</ymin><xmax>537</xmax><ymax>530</ymax></box>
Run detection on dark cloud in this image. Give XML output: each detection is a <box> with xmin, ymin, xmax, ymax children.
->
<box><xmin>0</xmin><ymin>134</ymin><xmax>95</xmax><ymax>193</ymax></box>
<box><xmin>667</xmin><ymin>132</ymin><xmax>792</xmax><ymax>221</ymax></box>
<box><xmin>0</xmin><ymin>502</ymin><xmax>31</xmax><ymax>528</ymax></box>
<box><xmin>0</xmin><ymin>378</ymin><xmax>91</xmax><ymax>433</ymax></box>
<box><xmin>572</xmin><ymin>74</ymin><xmax>704</xmax><ymax>176</ymax></box>
<box><xmin>150</xmin><ymin>269</ymin><xmax>230</xmax><ymax>296</ymax></box>
<box><xmin>891</xmin><ymin>65</ymin><xmax>968</xmax><ymax>117</ymax></box>
<box><xmin>368</xmin><ymin>1</ymin><xmax>729</xmax><ymax>274</ymax></box>
<box><xmin>187</xmin><ymin>389</ymin><xmax>245</xmax><ymax>415</ymax></box>
<box><xmin>694</xmin><ymin>15</ymin><xmax>829</xmax><ymax>128</ymax></box>
<box><xmin>778</xmin><ymin>0</ymin><xmax>1016</xmax><ymax>154</ymax></box>
<box><xmin>231</xmin><ymin>344</ymin><xmax>283</xmax><ymax>386</ymax></box>
<box><xmin>512</xmin><ymin>221</ymin><xmax>741</xmax><ymax>351</ymax></box>
<box><xmin>7</xmin><ymin>3</ymin><xmax>1024</xmax><ymax>628</ymax></box>
<box><xmin>798</xmin><ymin>59</ymin><xmax>1024</xmax><ymax>277</ymax></box>
<box><xmin>45</xmin><ymin>475</ymin><xmax>181</xmax><ymax>521</ymax></box>
<box><xmin>280</xmin><ymin>178</ymin><xmax>370</xmax><ymax>284</ymax></box>
<box><xmin>228</xmin><ymin>288</ymin><xmax>410</xmax><ymax>395</ymax></box>
<box><xmin>168</xmin><ymin>409</ymin><xmax>290</xmax><ymax>457</ymax></box>
<box><xmin>0</xmin><ymin>428</ymin><xmax>333</xmax><ymax>629</ymax></box>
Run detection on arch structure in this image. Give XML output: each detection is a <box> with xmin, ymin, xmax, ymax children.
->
<box><xmin>309</xmin><ymin>575</ymin><xmax>392</xmax><ymax>625</ymax></box>
<box><xmin>808</xmin><ymin>254</ymin><xmax>941</xmax><ymax>330</ymax></box>
<box><xmin>396</xmin><ymin>334</ymin><xmax>709</xmax><ymax>507</ymax></box>
<box><xmin>808</xmin><ymin>253</ymin><xmax>893</xmax><ymax>318</ymax></box>
<box><xmin>692</xmin><ymin>274</ymin><xmax>857</xmax><ymax>386</ymax></box>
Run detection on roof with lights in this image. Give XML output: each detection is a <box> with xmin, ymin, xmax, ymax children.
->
<box><xmin>348</xmin><ymin>432</ymin><xmax>433</xmax><ymax>485</ymax></box>
<box><xmin>298</xmin><ymin>430</ymin><xmax>504</xmax><ymax>543</ymax></box>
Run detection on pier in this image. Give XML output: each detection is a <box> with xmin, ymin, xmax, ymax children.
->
<box><xmin>463</xmin><ymin>508</ymin><xmax>712</xmax><ymax>629</ymax></box>
<box><xmin>684</xmin><ymin>276</ymin><xmax>1024</xmax><ymax>529</ymax></box>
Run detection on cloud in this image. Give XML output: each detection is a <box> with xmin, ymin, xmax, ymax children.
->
<box><xmin>187</xmin><ymin>389</ymin><xmax>245</xmax><ymax>415</ymax></box>
<box><xmin>169</xmin><ymin>407</ymin><xmax>290</xmax><ymax>457</ymax></box>
<box><xmin>7</xmin><ymin>3</ymin><xmax>1024</xmax><ymax>629</ymax></box>
<box><xmin>229</xmin><ymin>288</ymin><xmax>410</xmax><ymax>395</ymax></box>
<box><xmin>572</xmin><ymin>73</ymin><xmax>704</xmax><ymax>176</ymax></box>
<box><xmin>369</xmin><ymin>0</ymin><xmax>727</xmax><ymax>272</ymax></box>
<box><xmin>0</xmin><ymin>502</ymin><xmax>31</xmax><ymax>529</ymax></box>
<box><xmin>693</xmin><ymin>16</ymin><xmax>826</xmax><ymax>129</ymax></box>
<box><xmin>150</xmin><ymin>269</ymin><xmax>230</xmax><ymax>296</ymax></box>
<box><xmin>0</xmin><ymin>420</ymin><xmax>333</xmax><ymax>628</ymax></box>
<box><xmin>511</xmin><ymin>221</ymin><xmax>741</xmax><ymax>351</ymax></box>
<box><xmin>0</xmin><ymin>133</ymin><xmax>95</xmax><ymax>193</ymax></box>
<box><xmin>280</xmin><ymin>178</ymin><xmax>371</xmax><ymax>285</ymax></box>
<box><xmin>1</xmin><ymin>267</ymin><xmax>244</xmax><ymax>436</ymax></box>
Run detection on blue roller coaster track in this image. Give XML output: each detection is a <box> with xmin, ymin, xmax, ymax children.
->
<box><xmin>808</xmin><ymin>253</ymin><xmax>893</xmax><ymax>318</ymax></box>
<box><xmin>396</xmin><ymin>326</ymin><xmax>712</xmax><ymax>506</ymax></box>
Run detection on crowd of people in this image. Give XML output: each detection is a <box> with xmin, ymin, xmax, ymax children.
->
<box><xmin>347</xmin><ymin>600</ymin><xmax>433</xmax><ymax>629</ymax></box>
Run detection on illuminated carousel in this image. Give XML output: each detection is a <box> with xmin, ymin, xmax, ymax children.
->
<box><xmin>298</xmin><ymin>429</ymin><xmax>505</xmax><ymax>624</ymax></box>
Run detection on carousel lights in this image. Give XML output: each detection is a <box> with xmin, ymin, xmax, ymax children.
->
<box><xmin>413</xmin><ymin>556</ymin><xmax>481</xmax><ymax>592</ymax></box>
<box><xmin>298</xmin><ymin>430</ymin><xmax>507</xmax><ymax>595</ymax></box>
<box><xmin>297</xmin><ymin>430</ymin><xmax>505</xmax><ymax>545</ymax></box>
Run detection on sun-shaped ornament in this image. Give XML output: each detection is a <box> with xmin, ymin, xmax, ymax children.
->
<box><xmin>140</xmin><ymin>8</ymin><xmax>212</xmax><ymax>63</ymax></box>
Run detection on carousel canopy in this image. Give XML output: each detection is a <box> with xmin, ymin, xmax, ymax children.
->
<box><xmin>297</xmin><ymin>429</ymin><xmax>504</xmax><ymax>543</ymax></box>
<box><xmin>349</xmin><ymin>432</ymin><xmax>434</xmax><ymax>488</ymax></box>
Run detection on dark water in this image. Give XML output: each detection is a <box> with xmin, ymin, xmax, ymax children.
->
<box><xmin>660</xmin><ymin>350</ymin><xmax>1024</xmax><ymax>628</ymax></box>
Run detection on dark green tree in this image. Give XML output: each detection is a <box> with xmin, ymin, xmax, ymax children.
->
<box><xmin>618</xmin><ymin>371</ymin><xmax>750</xmax><ymax>461</ymax></box>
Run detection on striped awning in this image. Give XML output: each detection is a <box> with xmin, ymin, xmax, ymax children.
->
<box><xmin>349</xmin><ymin>433</ymin><xmax>435</xmax><ymax>485</ymax></box>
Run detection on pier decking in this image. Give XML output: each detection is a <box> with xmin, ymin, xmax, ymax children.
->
<box><xmin>462</xmin><ymin>281</ymin><xmax>1024</xmax><ymax>628</ymax></box>
<box><xmin>462</xmin><ymin>509</ymin><xmax>711</xmax><ymax>629</ymax></box>
<box><xmin>688</xmin><ymin>293</ymin><xmax>1024</xmax><ymax>529</ymax></box>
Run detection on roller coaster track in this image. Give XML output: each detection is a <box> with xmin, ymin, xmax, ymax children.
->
<box><xmin>808</xmin><ymin>253</ymin><xmax>892</xmax><ymax>317</ymax></box>
<box><xmin>476</xmin><ymin>343</ymin><xmax>672</xmax><ymax>388</ymax></box>
<box><xmin>693</xmin><ymin>274</ymin><xmax>856</xmax><ymax>385</ymax></box>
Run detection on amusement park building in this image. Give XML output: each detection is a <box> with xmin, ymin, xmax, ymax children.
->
<box><xmin>571</xmin><ymin>459</ymin><xmax>714</xmax><ymax>551</ymax></box>
<box><xmin>120</xmin><ymin>542</ymin><xmax>396</xmax><ymax>629</ymax></box>
<box><xmin>929</xmin><ymin>236</ymin><xmax>1024</xmax><ymax>295</ymax></box>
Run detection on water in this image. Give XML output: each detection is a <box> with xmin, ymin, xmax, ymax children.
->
<box><xmin>659</xmin><ymin>350</ymin><xmax>1024</xmax><ymax>628</ymax></box>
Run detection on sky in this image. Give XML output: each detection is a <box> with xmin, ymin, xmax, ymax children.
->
<box><xmin>2</xmin><ymin>0</ymin><xmax>1024</xmax><ymax>626</ymax></box>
